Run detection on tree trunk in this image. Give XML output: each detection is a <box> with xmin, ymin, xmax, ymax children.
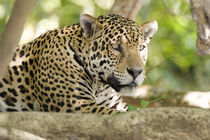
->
<box><xmin>0</xmin><ymin>0</ymin><xmax>35</xmax><ymax>78</ymax></box>
<box><xmin>0</xmin><ymin>108</ymin><xmax>209</xmax><ymax>140</ymax></box>
<box><xmin>190</xmin><ymin>0</ymin><xmax>210</xmax><ymax>55</ymax></box>
<box><xmin>110</xmin><ymin>0</ymin><xmax>147</xmax><ymax>20</ymax></box>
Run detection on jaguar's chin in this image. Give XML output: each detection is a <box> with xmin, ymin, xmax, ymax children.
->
<box><xmin>118</xmin><ymin>83</ymin><xmax>138</xmax><ymax>96</ymax></box>
<box><xmin>107</xmin><ymin>76</ymin><xmax>138</xmax><ymax>96</ymax></box>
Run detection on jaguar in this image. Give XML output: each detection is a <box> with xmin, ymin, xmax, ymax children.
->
<box><xmin>0</xmin><ymin>14</ymin><xmax>158</xmax><ymax>114</ymax></box>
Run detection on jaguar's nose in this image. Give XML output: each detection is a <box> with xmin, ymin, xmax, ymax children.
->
<box><xmin>127</xmin><ymin>67</ymin><xmax>143</xmax><ymax>79</ymax></box>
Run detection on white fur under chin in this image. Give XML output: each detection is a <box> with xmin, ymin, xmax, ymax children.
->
<box><xmin>119</xmin><ymin>86</ymin><xmax>137</xmax><ymax>96</ymax></box>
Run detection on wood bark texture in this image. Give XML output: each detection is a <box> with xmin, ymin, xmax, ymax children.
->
<box><xmin>190</xmin><ymin>0</ymin><xmax>210</xmax><ymax>55</ymax></box>
<box><xmin>0</xmin><ymin>0</ymin><xmax>35</xmax><ymax>77</ymax></box>
<box><xmin>0</xmin><ymin>108</ymin><xmax>209</xmax><ymax>140</ymax></box>
<box><xmin>110</xmin><ymin>0</ymin><xmax>147</xmax><ymax>20</ymax></box>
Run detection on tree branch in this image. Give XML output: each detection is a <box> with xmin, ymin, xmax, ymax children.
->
<box><xmin>0</xmin><ymin>108</ymin><xmax>209</xmax><ymax>139</ymax></box>
<box><xmin>190</xmin><ymin>0</ymin><xmax>210</xmax><ymax>55</ymax></box>
<box><xmin>110</xmin><ymin>0</ymin><xmax>148</xmax><ymax>20</ymax></box>
<box><xmin>0</xmin><ymin>0</ymin><xmax>35</xmax><ymax>77</ymax></box>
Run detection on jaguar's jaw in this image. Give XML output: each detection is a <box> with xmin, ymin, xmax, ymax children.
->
<box><xmin>118</xmin><ymin>86</ymin><xmax>137</xmax><ymax>96</ymax></box>
<box><xmin>106</xmin><ymin>76</ymin><xmax>139</xmax><ymax>96</ymax></box>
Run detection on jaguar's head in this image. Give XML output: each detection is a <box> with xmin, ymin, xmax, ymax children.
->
<box><xmin>80</xmin><ymin>14</ymin><xmax>158</xmax><ymax>96</ymax></box>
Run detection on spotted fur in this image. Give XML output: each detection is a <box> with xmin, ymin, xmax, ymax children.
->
<box><xmin>0</xmin><ymin>14</ymin><xmax>158</xmax><ymax>114</ymax></box>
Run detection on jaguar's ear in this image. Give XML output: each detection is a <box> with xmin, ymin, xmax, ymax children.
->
<box><xmin>80</xmin><ymin>14</ymin><xmax>103</xmax><ymax>38</ymax></box>
<box><xmin>141</xmin><ymin>20</ymin><xmax>158</xmax><ymax>43</ymax></box>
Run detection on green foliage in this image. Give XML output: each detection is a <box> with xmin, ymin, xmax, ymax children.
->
<box><xmin>58</xmin><ymin>1</ymin><xmax>82</xmax><ymax>26</ymax></box>
<box><xmin>136</xmin><ymin>0</ymin><xmax>210</xmax><ymax>91</ymax></box>
<box><xmin>128</xmin><ymin>92</ymin><xmax>168</xmax><ymax>111</ymax></box>
<box><xmin>128</xmin><ymin>105</ymin><xmax>138</xmax><ymax>111</ymax></box>
<box><xmin>140</xmin><ymin>100</ymin><xmax>149</xmax><ymax>108</ymax></box>
<box><xmin>0</xmin><ymin>0</ymin><xmax>14</xmax><ymax>34</ymax></box>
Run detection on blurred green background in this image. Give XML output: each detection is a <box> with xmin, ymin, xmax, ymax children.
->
<box><xmin>0</xmin><ymin>0</ymin><xmax>209</xmax><ymax>91</ymax></box>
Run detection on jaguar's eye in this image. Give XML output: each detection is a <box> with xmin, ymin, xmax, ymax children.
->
<box><xmin>139</xmin><ymin>45</ymin><xmax>146</xmax><ymax>51</ymax></box>
<box><xmin>112</xmin><ymin>44</ymin><xmax>122</xmax><ymax>51</ymax></box>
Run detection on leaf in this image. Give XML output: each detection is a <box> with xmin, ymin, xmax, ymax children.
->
<box><xmin>141</xmin><ymin>100</ymin><xmax>149</xmax><ymax>108</ymax></box>
<box><xmin>161</xmin><ymin>95</ymin><xmax>167</xmax><ymax>99</ymax></box>
<box><xmin>128</xmin><ymin>105</ymin><xmax>138</xmax><ymax>111</ymax></box>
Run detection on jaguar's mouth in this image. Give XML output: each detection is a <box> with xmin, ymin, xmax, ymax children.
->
<box><xmin>106</xmin><ymin>76</ymin><xmax>137</xmax><ymax>92</ymax></box>
<box><xmin>125</xmin><ymin>82</ymin><xmax>138</xmax><ymax>87</ymax></box>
